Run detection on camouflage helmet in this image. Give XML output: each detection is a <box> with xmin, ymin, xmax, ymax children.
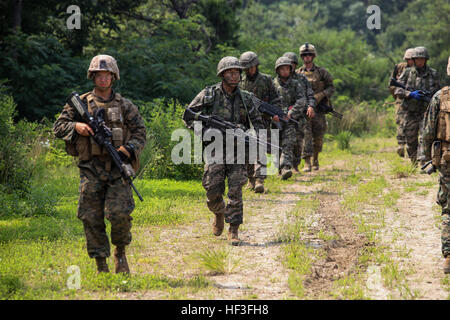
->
<box><xmin>216</xmin><ymin>56</ymin><xmax>243</xmax><ymax>77</ymax></box>
<box><xmin>412</xmin><ymin>46</ymin><xmax>430</xmax><ymax>59</ymax></box>
<box><xmin>275</xmin><ymin>56</ymin><xmax>293</xmax><ymax>73</ymax></box>
<box><xmin>299</xmin><ymin>43</ymin><xmax>317</xmax><ymax>57</ymax></box>
<box><xmin>283</xmin><ymin>52</ymin><xmax>299</xmax><ymax>65</ymax></box>
<box><xmin>239</xmin><ymin>51</ymin><xmax>260</xmax><ymax>69</ymax></box>
<box><xmin>87</xmin><ymin>55</ymin><xmax>120</xmax><ymax>80</ymax></box>
<box><xmin>403</xmin><ymin>48</ymin><xmax>415</xmax><ymax>60</ymax></box>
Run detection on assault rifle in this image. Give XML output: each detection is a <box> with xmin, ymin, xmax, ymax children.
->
<box><xmin>67</xmin><ymin>92</ymin><xmax>144</xmax><ymax>202</ymax></box>
<box><xmin>389</xmin><ymin>77</ymin><xmax>432</xmax><ymax>103</ymax></box>
<box><xmin>251</xmin><ymin>97</ymin><xmax>300</xmax><ymax>126</ymax></box>
<box><xmin>183</xmin><ymin>108</ymin><xmax>282</xmax><ymax>152</ymax></box>
<box><xmin>316</xmin><ymin>100</ymin><xmax>343</xmax><ymax>119</ymax></box>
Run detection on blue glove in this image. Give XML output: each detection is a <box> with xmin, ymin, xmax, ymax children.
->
<box><xmin>409</xmin><ymin>90</ymin><xmax>425</xmax><ymax>101</ymax></box>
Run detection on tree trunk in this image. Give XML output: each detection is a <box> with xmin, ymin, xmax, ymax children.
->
<box><xmin>12</xmin><ymin>0</ymin><xmax>23</xmax><ymax>31</ymax></box>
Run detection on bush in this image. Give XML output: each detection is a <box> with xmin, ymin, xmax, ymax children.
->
<box><xmin>137</xmin><ymin>98</ymin><xmax>203</xmax><ymax>180</ymax></box>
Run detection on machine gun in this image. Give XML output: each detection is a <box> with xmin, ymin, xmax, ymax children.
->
<box><xmin>67</xmin><ymin>92</ymin><xmax>144</xmax><ymax>202</ymax></box>
<box><xmin>316</xmin><ymin>100</ymin><xmax>343</xmax><ymax>119</ymax></box>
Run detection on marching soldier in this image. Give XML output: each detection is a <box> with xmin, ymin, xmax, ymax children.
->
<box><xmin>419</xmin><ymin>56</ymin><xmax>450</xmax><ymax>274</ymax></box>
<box><xmin>395</xmin><ymin>46</ymin><xmax>440</xmax><ymax>166</ymax></box>
<box><xmin>239</xmin><ymin>51</ymin><xmax>282</xmax><ymax>193</ymax></box>
<box><xmin>273</xmin><ymin>56</ymin><xmax>315</xmax><ymax>180</ymax></box>
<box><xmin>297</xmin><ymin>43</ymin><xmax>335</xmax><ymax>171</ymax></box>
<box><xmin>53</xmin><ymin>55</ymin><xmax>147</xmax><ymax>274</ymax></box>
<box><xmin>184</xmin><ymin>57</ymin><xmax>265</xmax><ymax>245</ymax></box>
<box><xmin>389</xmin><ymin>48</ymin><xmax>415</xmax><ymax>157</ymax></box>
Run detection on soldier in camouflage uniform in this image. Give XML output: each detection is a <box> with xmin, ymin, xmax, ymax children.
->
<box><xmin>395</xmin><ymin>47</ymin><xmax>440</xmax><ymax>166</ymax></box>
<box><xmin>389</xmin><ymin>48</ymin><xmax>415</xmax><ymax>157</ymax></box>
<box><xmin>273</xmin><ymin>56</ymin><xmax>315</xmax><ymax>180</ymax></box>
<box><xmin>297</xmin><ymin>43</ymin><xmax>335</xmax><ymax>171</ymax></box>
<box><xmin>283</xmin><ymin>51</ymin><xmax>315</xmax><ymax>172</ymax></box>
<box><xmin>419</xmin><ymin>56</ymin><xmax>450</xmax><ymax>274</ymax></box>
<box><xmin>239</xmin><ymin>51</ymin><xmax>282</xmax><ymax>193</ymax></box>
<box><xmin>53</xmin><ymin>55</ymin><xmax>147</xmax><ymax>274</ymax></box>
<box><xmin>185</xmin><ymin>56</ymin><xmax>265</xmax><ymax>245</ymax></box>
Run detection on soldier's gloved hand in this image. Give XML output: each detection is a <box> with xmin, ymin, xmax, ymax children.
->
<box><xmin>409</xmin><ymin>90</ymin><xmax>425</xmax><ymax>101</ymax></box>
<box><xmin>117</xmin><ymin>145</ymin><xmax>131</xmax><ymax>161</ymax></box>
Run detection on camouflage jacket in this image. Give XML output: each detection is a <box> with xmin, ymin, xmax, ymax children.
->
<box><xmin>395</xmin><ymin>65</ymin><xmax>440</xmax><ymax>114</ymax></box>
<box><xmin>239</xmin><ymin>72</ymin><xmax>282</xmax><ymax>108</ymax></box>
<box><xmin>421</xmin><ymin>88</ymin><xmax>446</xmax><ymax>161</ymax></box>
<box><xmin>273</xmin><ymin>75</ymin><xmax>315</xmax><ymax>119</ymax></box>
<box><xmin>185</xmin><ymin>82</ymin><xmax>264</xmax><ymax>131</ymax></box>
<box><xmin>297</xmin><ymin>64</ymin><xmax>335</xmax><ymax>105</ymax></box>
<box><xmin>53</xmin><ymin>90</ymin><xmax>147</xmax><ymax>168</ymax></box>
<box><xmin>389</xmin><ymin>62</ymin><xmax>408</xmax><ymax>98</ymax></box>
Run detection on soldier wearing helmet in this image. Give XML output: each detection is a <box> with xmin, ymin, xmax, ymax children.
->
<box><xmin>419</xmin><ymin>56</ymin><xmax>450</xmax><ymax>274</ymax></box>
<box><xmin>389</xmin><ymin>48</ymin><xmax>415</xmax><ymax>158</ymax></box>
<box><xmin>283</xmin><ymin>51</ymin><xmax>315</xmax><ymax>172</ymax></box>
<box><xmin>273</xmin><ymin>56</ymin><xmax>315</xmax><ymax>180</ymax></box>
<box><xmin>394</xmin><ymin>46</ymin><xmax>440</xmax><ymax>166</ymax></box>
<box><xmin>185</xmin><ymin>56</ymin><xmax>265</xmax><ymax>246</ymax></box>
<box><xmin>297</xmin><ymin>43</ymin><xmax>335</xmax><ymax>171</ymax></box>
<box><xmin>239</xmin><ymin>51</ymin><xmax>282</xmax><ymax>193</ymax></box>
<box><xmin>53</xmin><ymin>55</ymin><xmax>147</xmax><ymax>274</ymax></box>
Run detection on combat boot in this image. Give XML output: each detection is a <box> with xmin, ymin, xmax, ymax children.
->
<box><xmin>228</xmin><ymin>224</ymin><xmax>241</xmax><ymax>246</ymax></box>
<box><xmin>95</xmin><ymin>257</ymin><xmax>109</xmax><ymax>274</ymax></box>
<box><xmin>292</xmin><ymin>165</ymin><xmax>299</xmax><ymax>173</ymax></box>
<box><xmin>312</xmin><ymin>153</ymin><xmax>319</xmax><ymax>171</ymax></box>
<box><xmin>114</xmin><ymin>246</ymin><xmax>130</xmax><ymax>274</ymax></box>
<box><xmin>281</xmin><ymin>167</ymin><xmax>292</xmax><ymax>180</ymax></box>
<box><xmin>302</xmin><ymin>157</ymin><xmax>312</xmax><ymax>172</ymax></box>
<box><xmin>246</xmin><ymin>178</ymin><xmax>255</xmax><ymax>190</ymax></box>
<box><xmin>397</xmin><ymin>145</ymin><xmax>405</xmax><ymax>158</ymax></box>
<box><xmin>254</xmin><ymin>178</ymin><xmax>265</xmax><ymax>193</ymax></box>
<box><xmin>212</xmin><ymin>211</ymin><xmax>225</xmax><ymax>236</ymax></box>
<box><xmin>444</xmin><ymin>256</ymin><xmax>450</xmax><ymax>274</ymax></box>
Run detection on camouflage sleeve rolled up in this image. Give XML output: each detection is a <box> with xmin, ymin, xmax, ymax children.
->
<box><xmin>184</xmin><ymin>88</ymin><xmax>210</xmax><ymax>129</ymax></box>
<box><xmin>53</xmin><ymin>103</ymin><xmax>80</xmax><ymax>142</ymax></box>
<box><xmin>421</xmin><ymin>90</ymin><xmax>441</xmax><ymax>160</ymax></box>
<box><xmin>123</xmin><ymin>99</ymin><xmax>147</xmax><ymax>155</ymax></box>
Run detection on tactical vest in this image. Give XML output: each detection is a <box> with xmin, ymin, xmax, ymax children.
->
<box><xmin>203</xmin><ymin>85</ymin><xmax>253</xmax><ymax>127</ymax></box>
<box><xmin>301</xmin><ymin>68</ymin><xmax>325</xmax><ymax>94</ymax></box>
<box><xmin>436</xmin><ymin>87</ymin><xmax>450</xmax><ymax>163</ymax></box>
<box><xmin>69</xmin><ymin>92</ymin><xmax>130</xmax><ymax>163</ymax></box>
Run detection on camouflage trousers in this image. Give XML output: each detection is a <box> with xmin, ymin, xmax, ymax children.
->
<box><xmin>395</xmin><ymin>100</ymin><xmax>407</xmax><ymax>146</ymax></box>
<box><xmin>293</xmin><ymin>120</ymin><xmax>308</xmax><ymax>169</ymax></box>
<box><xmin>280</xmin><ymin>121</ymin><xmax>299</xmax><ymax>170</ymax></box>
<box><xmin>403</xmin><ymin>111</ymin><xmax>426</xmax><ymax>163</ymax></box>
<box><xmin>435</xmin><ymin>166</ymin><xmax>450</xmax><ymax>257</ymax></box>
<box><xmin>77</xmin><ymin>158</ymin><xmax>135</xmax><ymax>258</ymax></box>
<box><xmin>202</xmin><ymin>160</ymin><xmax>247</xmax><ymax>225</ymax></box>
<box><xmin>302</xmin><ymin>112</ymin><xmax>328</xmax><ymax>158</ymax></box>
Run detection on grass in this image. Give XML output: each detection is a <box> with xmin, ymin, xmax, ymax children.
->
<box><xmin>196</xmin><ymin>247</ymin><xmax>241</xmax><ymax>275</ymax></box>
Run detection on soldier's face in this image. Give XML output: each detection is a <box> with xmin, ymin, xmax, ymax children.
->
<box><xmin>291</xmin><ymin>63</ymin><xmax>297</xmax><ymax>72</ymax></box>
<box><xmin>278</xmin><ymin>66</ymin><xmax>291</xmax><ymax>78</ymax></box>
<box><xmin>94</xmin><ymin>71</ymin><xmax>113</xmax><ymax>90</ymax></box>
<box><xmin>414</xmin><ymin>58</ymin><xmax>426</xmax><ymax>68</ymax></box>
<box><xmin>222</xmin><ymin>69</ymin><xmax>241</xmax><ymax>87</ymax></box>
<box><xmin>406</xmin><ymin>59</ymin><xmax>414</xmax><ymax>67</ymax></box>
<box><xmin>245</xmin><ymin>66</ymin><xmax>258</xmax><ymax>77</ymax></box>
<box><xmin>301</xmin><ymin>54</ymin><xmax>314</xmax><ymax>64</ymax></box>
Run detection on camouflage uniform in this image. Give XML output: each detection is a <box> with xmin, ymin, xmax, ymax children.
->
<box><xmin>390</xmin><ymin>62</ymin><xmax>409</xmax><ymax>151</ymax></box>
<box><xmin>186</xmin><ymin>82</ymin><xmax>264</xmax><ymax>226</ymax></box>
<box><xmin>297</xmin><ymin>64</ymin><xmax>335</xmax><ymax>164</ymax></box>
<box><xmin>53</xmin><ymin>56</ymin><xmax>146</xmax><ymax>261</ymax></box>
<box><xmin>273</xmin><ymin>62</ymin><xmax>313</xmax><ymax>172</ymax></box>
<box><xmin>394</xmin><ymin>58</ymin><xmax>440</xmax><ymax>164</ymax></box>
<box><xmin>239</xmin><ymin>71</ymin><xmax>281</xmax><ymax>179</ymax></box>
<box><xmin>420</xmin><ymin>87</ymin><xmax>450</xmax><ymax>261</ymax></box>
